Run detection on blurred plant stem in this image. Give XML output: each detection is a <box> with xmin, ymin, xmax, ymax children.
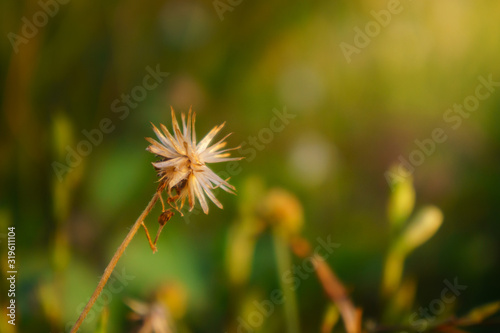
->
<box><xmin>381</xmin><ymin>251</ymin><xmax>404</xmax><ymax>299</ymax></box>
<box><xmin>70</xmin><ymin>192</ymin><xmax>160</xmax><ymax>333</ymax></box>
<box><xmin>272</xmin><ymin>229</ymin><xmax>301</xmax><ymax>333</ymax></box>
<box><xmin>40</xmin><ymin>112</ymin><xmax>78</xmax><ymax>330</ymax></box>
<box><xmin>386</xmin><ymin>167</ymin><xmax>415</xmax><ymax>234</ymax></box>
<box><xmin>95</xmin><ymin>307</ymin><xmax>109</xmax><ymax>333</ymax></box>
<box><xmin>312</xmin><ymin>255</ymin><xmax>361</xmax><ymax>333</ymax></box>
<box><xmin>259</xmin><ymin>186</ymin><xmax>362</xmax><ymax>332</ymax></box>
<box><xmin>382</xmin><ymin>206</ymin><xmax>443</xmax><ymax>298</ymax></box>
<box><xmin>291</xmin><ymin>237</ymin><xmax>361</xmax><ymax>333</ymax></box>
<box><xmin>321</xmin><ymin>303</ymin><xmax>339</xmax><ymax>333</ymax></box>
<box><xmin>226</xmin><ymin>177</ymin><xmax>266</xmax><ymax>286</ymax></box>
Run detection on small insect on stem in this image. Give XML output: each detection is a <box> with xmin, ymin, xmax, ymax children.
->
<box><xmin>158</xmin><ymin>209</ymin><xmax>174</xmax><ymax>226</ymax></box>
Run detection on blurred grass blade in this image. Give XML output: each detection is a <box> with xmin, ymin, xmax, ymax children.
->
<box><xmin>321</xmin><ymin>303</ymin><xmax>340</xmax><ymax>333</ymax></box>
<box><xmin>95</xmin><ymin>306</ymin><xmax>109</xmax><ymax>333</ymax></box>
<box><xmin>272</xmin><ymin>229</ymin><xmax>301</xmax><ymax>333</ymax></box>
<box><xmin>383</xmin><ymin>277</ymin><xmax>416</xmax><ymax>322</ymax></box>
<box><xmin>382</xmin><ymin>251</ymin><xmax>405</xmax><ymax>298</ymax></box>
<box><xmin>456</xmin><ymin>301</ymin><xmax>500</xmax><ymax>326</ymax></box>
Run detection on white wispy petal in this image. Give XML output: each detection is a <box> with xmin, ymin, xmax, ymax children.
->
<box><xmin>152</xmin><ymin>157</ymin><xmax>186</xmax><ymax>169</ymax></box>
<box><xmin>191</xmin><ymin>175</ymin><xmax>208</xmax><ymax>214</ymax></box>
<box><xmin>196</xmin><ymin>123</ymin><xmax>225</xmax><ymax>154</ymax></box>
<box><xmin>151</xmin><ymin>123</ymin><xmax>171</xmax><ymax>148</ymax></box>
<box><xmin>146</xmin><ymin>138</ymin><xmax>179</xmax><ymax>158</ymax></box>
<box><xmin>200</xmin><ymin>166</ymin><xmax>236</xmax><ymax>193</ymax></box>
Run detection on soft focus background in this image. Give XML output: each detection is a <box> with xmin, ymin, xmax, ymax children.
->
<box><xmin>1</xmin><ymin>0</ymin><xmax>500</xmax><ymax>332</ymax></box>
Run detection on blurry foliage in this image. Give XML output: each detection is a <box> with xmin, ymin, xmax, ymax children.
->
<box><xmin>1</xmin><ymin>0</ymin><xmax>500</xmax><ymax>332</ymax></box>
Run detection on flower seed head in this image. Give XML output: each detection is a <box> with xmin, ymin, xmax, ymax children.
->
<box><xmin>147</xmin><ymin>107</ymin><xmax>243</xmax><ymax>214</ymax></box>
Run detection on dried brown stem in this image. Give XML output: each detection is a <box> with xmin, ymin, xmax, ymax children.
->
<box><xmin>153</xmin><ymin>224</ymin><xmax>166</xmax><ymax>245</ymax></box>
<box><xmin>291</xmin><ymin>236</ymin><xmax>361</xmax><ymax>333</ymax></box>
<box><xmin>69</xmin><ymin>192</ymin><xmax>160</xmax><ymax>333</ymax></box>
<box><xmin>312</xmin><ymin>254</ymin><xmax>361</xmax><ymax>333</ymax></box>
<box><xmin>141</xmin><ymin>221</ymin><xmax>158</xmax><ymax>253</ymax></box>
<box><xmin>159</xmin><ymin>192</ymin><xmax>166</xmax><ymax>211</ymax></box>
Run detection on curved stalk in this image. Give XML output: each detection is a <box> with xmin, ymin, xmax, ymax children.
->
<box><xmin>70</xmin><ymin>192</ymin><xmax>160</xmax><ymax>333</ymax></box>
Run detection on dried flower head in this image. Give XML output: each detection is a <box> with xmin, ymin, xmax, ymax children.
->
<box><xmin>125</xmin><ymin>298</ymin><xmax>174</xmax><ymax>333</ymax></box>
<box><xmin>259</xmin><ymin>188</ymin><xmax>304</xmax><ymax>237</ymax></box>
<box><xmin>125</xmin><ymin>282</ymin><xmax>187</xmax><ymax>333</ymax></box>
<box><xmin>146</xmin><ymin>107</ymin><xmax>242</xmax><ymax>214</ymax></box>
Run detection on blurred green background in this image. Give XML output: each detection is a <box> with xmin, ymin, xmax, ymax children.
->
<box><xmin>1</xmin><ymin>0</ymin><xmax>500</xmax><ymax>332</ymax></box>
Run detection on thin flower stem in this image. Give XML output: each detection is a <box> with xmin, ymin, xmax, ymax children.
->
<box><xmin>272</xmin><ymin>229</ymin><xmax>301</xmax><ymax>333</ymax></box>
<box><xmin>154</xmin><ymin>209</ymin><xmax>173</xmax><ymax>246</ymax></box>
<box><xmin>159</xmin><ymin>192</ymin><xmax>166</xmax><ymax>211</ymax></box>
<box><xmin>70</xmin><ymin>192</ymin><xmax>160</xmax><ymax>333</ymax></box>
<box><xmin>153</xmin><ymin>224</ymin><xmax>165</xmax><ymax>245</ymax></box>
<box><xmin>141</xmin><ymin>221</ymin><xmax>157</xmax><ymax>253</ymax></box>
